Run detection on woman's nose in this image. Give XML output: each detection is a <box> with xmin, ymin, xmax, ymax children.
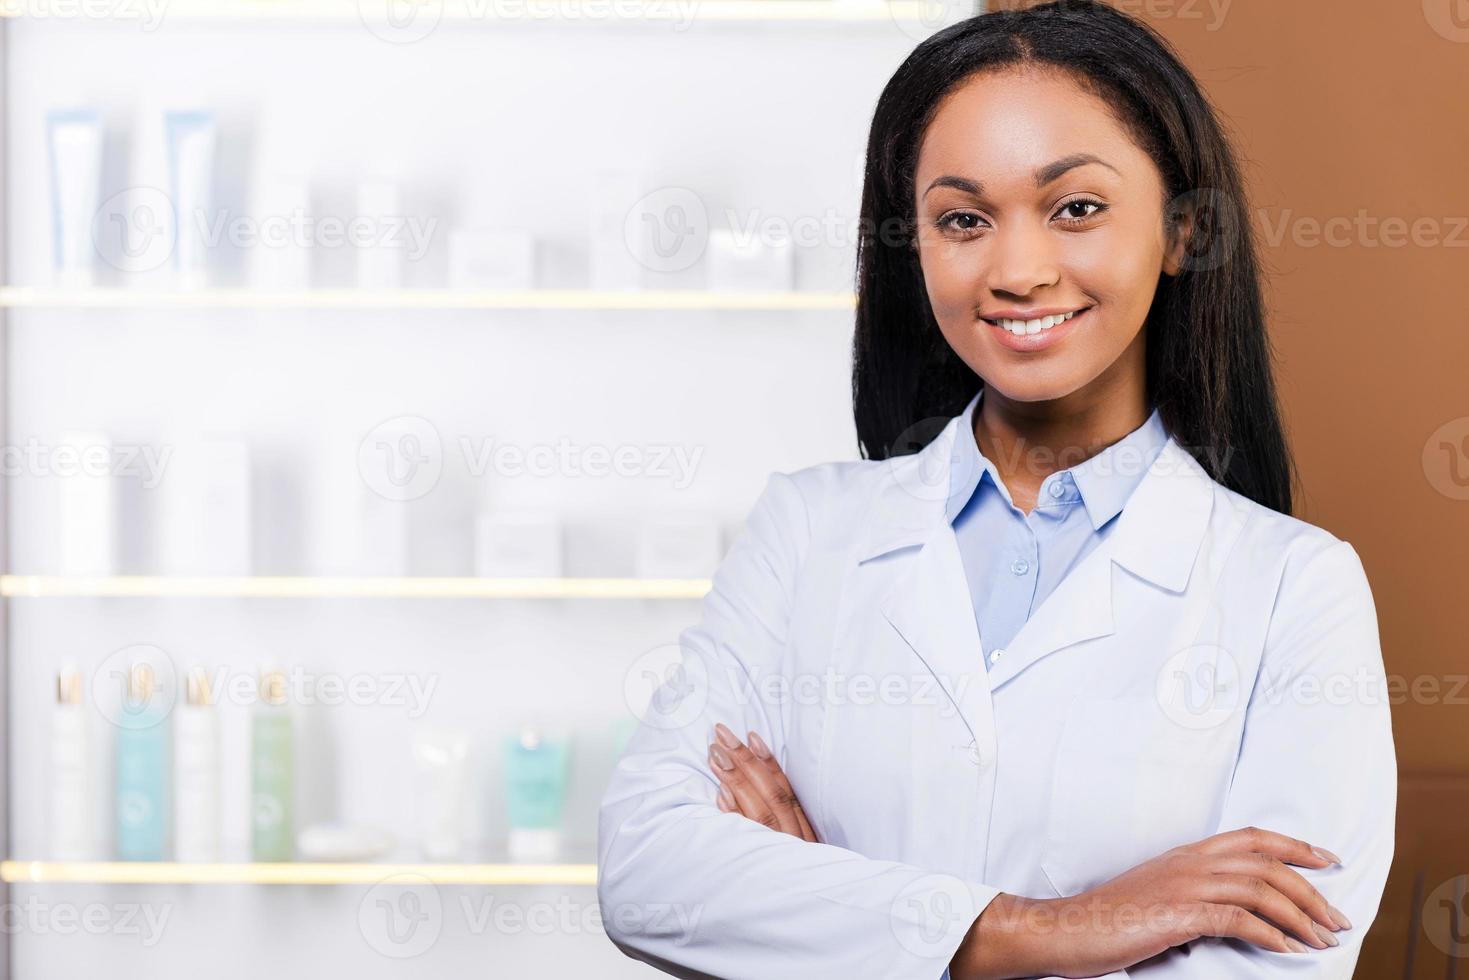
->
<box><xmin>986</xmin><ymin>223</ymin><xmax>1062</xmax><ymax>297</ymax></box>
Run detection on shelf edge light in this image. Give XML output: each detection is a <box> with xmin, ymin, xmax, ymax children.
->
<box><xmin>0</xmin><ymin>575</ymin><xmax>712</xmax><ymax>599</ymax></box>
<box><xmin>0</xmin><ymin>860</ymin><xmax>598</xmax><ymax>886</ymax></box>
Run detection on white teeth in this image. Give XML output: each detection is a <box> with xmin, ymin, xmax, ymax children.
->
<box><xmin>993</xmin><ymin>310</ymin><xmax>1079</xmax><ymax>336</ymax></box>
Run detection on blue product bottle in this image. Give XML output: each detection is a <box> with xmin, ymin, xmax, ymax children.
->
<box><xmin>502</xmin><ymin>728</ymin><xmax>570</xmax><ymax>862</ymax></box>
<box><xmin>115</xmin><ymin>662</ymin><xmax>170</xmax><ymax>861</ymax></box>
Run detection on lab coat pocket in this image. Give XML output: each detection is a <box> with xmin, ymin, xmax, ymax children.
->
<box><xmin>1040</xmin><ymin>694</ymin><xmax>1241</xmax><ymax>899</ymax></box>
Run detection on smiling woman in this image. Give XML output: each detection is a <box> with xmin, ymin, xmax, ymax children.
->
<box><xmin>597</xmin><ymin>3</ymin><xmax>1395</xmax><ymax>979</ymax></box>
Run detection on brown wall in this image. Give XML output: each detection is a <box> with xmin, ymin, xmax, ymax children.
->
<box><xmin>1003</xmin><ymin>0</ymin><xmax>1469</xmax><ymax>972</ymax></box>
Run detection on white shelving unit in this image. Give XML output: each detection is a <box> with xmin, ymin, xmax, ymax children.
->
<box><xmin>0</xmin><ymin>2</ymin><xmax>978</xmax><ymax>976</ymax></box>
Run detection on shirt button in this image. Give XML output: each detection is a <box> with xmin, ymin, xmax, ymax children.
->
<box><xmin>1049</xmin><ymin>481</ymin><xmax>1065</xmax><ymax>498</ymax></box>
<box><xmin>1010</xmin><ymin>558</ymin><xmax>1029</xmax><ymax>575</ymax></box>
<box><xmin>988</xmin><ymin>648</ymin><xmax>1005</xmax><ymax>665</ymax></box>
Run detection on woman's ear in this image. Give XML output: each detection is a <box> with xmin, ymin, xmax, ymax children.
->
<box><xmin>1162</xmin><ymin>201</ymin><xmax>1196</xmax><ymax>277</ymax></box>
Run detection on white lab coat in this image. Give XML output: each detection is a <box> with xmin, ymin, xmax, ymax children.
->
<box><xmin>597</xmin><ymin>408</ymin><xmax>1397</xmax><ymax>980</ymax></box>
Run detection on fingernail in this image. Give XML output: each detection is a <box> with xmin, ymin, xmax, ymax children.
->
<box><xmin>1284</xmin><ymin>938</ymin><xmax>1310</xmax><ymax>954</ymax></box>
<box><xmin>1328</xmin><ymin>904</ymin><xmax>1353</xmax><ymax>930</ymax></box>
<box><xmin>748</xmin><ymin>731</ymin><xmax>772</xmax><ymax>759</ymax></box>
<box><xmin>713</xmin><ymin>723</ymin><xmax>740</xmax><ymax>749</ymax></box>
<box><xmin>709</xmin><ymin>743</ymin><xmax>734</xmax><ymax>770</ymax></box>
<box><xmin>1310</xmin><ymin>846</ymin><xmax>1343</xmax><ymax>866</ymax></box>
<box><xmin>1312</xmin><ymin>923</ymin><xmax>1338</xmax><ymax>948</ymax></box>
<box><xmin>717</xmin><ymin>783</ymin><xmax>734</xmax><ymax>809</ymax></box>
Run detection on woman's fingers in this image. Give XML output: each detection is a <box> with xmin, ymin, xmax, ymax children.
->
<box><xmin>745</xmin><ymin>730</ymin><xmax>820</xmax><ymax>842</ymax></box>
<box><xmin>1199</xmin><ymin>826</ymin><xmax>1340</xmax><ymax>869</ymax></box>
<box><xmin>707</xmin><ymin>724</ymin><xmax>804</xmax><ymax>837</ymax></box>
<box><xmin>1199</xmin><ymin>873</ymin><xmax>1336</xmax><ymax>949</ymax></box>
<box><xmin>1191</xmin><ymin>902</ymin><xmax>1311</xmax><ymax>955</ymax></box>
<box><xmin>1214</xmin><ymin>850</ymin><xmax>1351</xmax><ymax>933</ymax></box>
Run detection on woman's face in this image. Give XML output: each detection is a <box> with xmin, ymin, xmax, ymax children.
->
<box><xmin>912</xmin><ymin>67</ymin><xmax>1188</xmax><ymax>406</ymax></box>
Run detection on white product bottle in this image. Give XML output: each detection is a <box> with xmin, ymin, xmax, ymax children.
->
<box><xmin>174</xmin><ymin>668</ymin><xmax>220</xmax><ymax>862</ymax></box>
<box><xmin>49</xmin><ymin>668</ymin><xmax>91</xmax><ymax>860</ymax></box>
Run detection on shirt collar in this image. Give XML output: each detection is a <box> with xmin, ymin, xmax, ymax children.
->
<box><xmin>945</xmin><ymin>385</ymin><xmax>1169</xmax><ymax>530</ymax></box>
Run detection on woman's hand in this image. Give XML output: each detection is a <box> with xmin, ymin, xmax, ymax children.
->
<box><xmin>706</xmin><ymin>722</ymin><xmax>821</xmax><ymax>843</ymax></box>
<box><xmin>955</xmin><ymin>826</ymin><xmax>1353</xmax><ymax>980</ymax></box>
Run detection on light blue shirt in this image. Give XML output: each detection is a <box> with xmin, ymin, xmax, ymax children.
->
<box><xmin>946</xmin><ymin>386</ymin><xmax>1170</xmax><ymax>666</ymax></box>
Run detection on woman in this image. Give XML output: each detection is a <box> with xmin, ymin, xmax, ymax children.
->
<box><xmin>597</xmin><ymin>3</ymin><xmax>1396</xmax><ymax>978</ymax></box>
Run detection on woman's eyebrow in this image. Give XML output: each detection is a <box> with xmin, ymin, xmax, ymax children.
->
<box><xmin>922</xmin><ymin>154</ymin><xmax>1121</xmax><ymax>199</ymax></box>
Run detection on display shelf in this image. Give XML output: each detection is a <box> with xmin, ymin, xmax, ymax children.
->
<box><xmin>0</xmin><ymin>0</ymin><xmax>940</xmax><ymax>24</ymax></box>
<box><xmin>0</xmin><ymin>575</ymin><xmax>712</xmax><ymax>599</ymax></box>
<box><xmin>0</xmin><ymin>287</ymin><xmax>856</xmax><ymax>312</ymax></box>
<box><xmin>0</xmin><ymin>860</ymin><xmax>598</xmax><ymax>885</ymax></box>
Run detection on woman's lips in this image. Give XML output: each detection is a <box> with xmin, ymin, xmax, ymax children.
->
<box><xmin>982</xmin><ymin>306</ymin><xmax>1092</xmax><ymax>353</ymax></box>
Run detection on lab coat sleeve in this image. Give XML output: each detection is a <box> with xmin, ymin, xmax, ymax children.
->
<box><xmin>597</xmin><ymin>470</ymin><xmax>1003</xmax><ymax>980</ymax></box>
<box><xmin>1125</xmin><ymin>538</ymin><xmax>1398</xmax><ymax>979</ymax></box>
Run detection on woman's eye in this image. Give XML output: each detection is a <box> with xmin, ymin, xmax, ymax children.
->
<box><xmin>937</xmin><ymin>211</ymin><xmax>985</xmax><ymax>234</ymax></box>
<box><xmin>1055</xmin><ymin>199</ymin><xmax>1108</xmax><ymax>224</ymax></box>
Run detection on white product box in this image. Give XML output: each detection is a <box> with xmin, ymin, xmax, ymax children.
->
<box><xmin>474</xmin><ymin>511</ymin><xmax>563</xmax><ymax>578</ymax></box>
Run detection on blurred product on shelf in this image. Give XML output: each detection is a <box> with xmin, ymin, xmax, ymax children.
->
<box><xmin>159</xmin><ymin>437</ymin><xmax>252</xmax><ymax>576</ymax></box>
<box><xmin>251</xmin><ymin>173</ymin><xmax>314</xmax><ymax>289</ymax></box>
<box><xmin>164</xmin><ymin>109</ymin><xmax>217</xmax><ymax>290</ymax></box>
<box><xmin>447</xmin><ymin>228</ymin><xmax>536</xmax><ymax>290</ymax></box>
<box><xmin>174</xmin><ymin>667</ymin><xmax>220</xmax><ymax>863</ymax></box>
<box><xmin>56</xmin><ymin>429</ymin><xmax>116</xmax><ymax>575</ymax></box>
<box><xmin>503</xmin><ymin>727</ymin><xmax>570</xmax><ymax>863</ymax></box>
<box><xmin>707</xmin><ymin>227</ymin><xmax>795</xmax><ymax>292</ymax></box>
<box><xmin>251</xmin><ymin>668</ymin><xmax>294</xmax><ymax>861</ymax></box>
<box><xmin>588</xmin><ymin>168</ymin><xmax>646</xmax><ymax>291</ymax></box>
<box><xmin>412</xmin><ymin>729</ymin><xmax>471</xmax><ymax>861</ymax></box>
<box><xmin>115</xmin><ymin>661</ymin><xmax>170</xmax><ymax>861</ymax></box>
<box><xmin>48</xmin><ymin>667</ymin><xmax>93</xmax><ymax>861</ymax></box>
<box><xmin>45</xmin><ymin>108</ymin><xmax>103</xmax><ymax>288</ymax></box>
<box><xmin>636</xmin><ymin>515</ymin><xmax>723</xmax><ymax>579</ymax></box>
<box><xmin>296</xmin><ymin>823</ymin><xmax>395</xmax><ymax>862</ymax></box>
<box><xmin>356</xmin><ymin>177</ymin><xmax>404</xmax><ymax>288</ymax></box>
<box><xmin>474</xmin><ymin>510</ymin><xmax>564</xmax><ymax>578</ymax></box>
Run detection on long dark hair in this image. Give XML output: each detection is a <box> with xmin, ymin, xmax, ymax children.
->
<box><xmin>852</xmin><ymin>0</ymin><xmax>1296</xmax><ymax>515</ymax></box>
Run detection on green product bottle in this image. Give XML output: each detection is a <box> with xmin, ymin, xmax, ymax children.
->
<box><xmin>251</xmin><ymin>669</ymin><xmax>293</xmax><ymax>861</ymax></box>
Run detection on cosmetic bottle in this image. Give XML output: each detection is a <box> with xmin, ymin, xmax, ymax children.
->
<box><xmin>115</xmin><ymin>662</ymin><xmax>169</xmax><ymax>861</ymax></box>
<box><xmin>49</xmin><ymin>668</ymin><xmax>91</xmax><ymax>860</ymax></box>
<box><xmin>412</xmin><ymin>729</ymin><xmax>470</xmax><ymax>861</ymax></box>
<box><xmin>174</xmin><ymin>668</ymin><xmax>219</xmax><ymax>862</ymax></box>
<box><xmin>251</xmin><ymin>669</ymin><xmax>294</xmax><ymax>861</ymax></box>
<box><xmin>502</xmin><ymin>727</ymin><xmax>570</xmax><ymax>862</ymax></box>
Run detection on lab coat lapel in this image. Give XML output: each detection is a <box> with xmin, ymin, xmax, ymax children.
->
<box><xmin>985</xmin><ymin>436</ymin><xmax>1217</xmax><ymax>691</ymax></box>
<box><xmin>858</xmin><ymin>419</ymin><xmax>1217</xmax><ymax>716</ymax></box>
<box><xmin>857</xmin><ymin>411</ymin><xmax>991</xmax><ymax>744</ymax></box>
